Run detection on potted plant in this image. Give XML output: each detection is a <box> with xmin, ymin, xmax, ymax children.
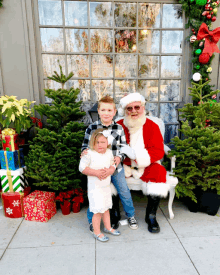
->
<box><xmin>168</xmin><ymin>80</ymin><xmax>220</xmax><ymax>215</ymax></box>
<box><xmin>0</xmin><ymin>96</ymin><xmax>35</xmax><ymax>134</ymax></box>
<box><xmin>25</xmin><ymin>65</ymin><xmax>87</xmax><ymax>193</ymax></box>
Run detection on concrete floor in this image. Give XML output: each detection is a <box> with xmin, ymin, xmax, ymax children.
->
<box><xmin>0</xmin><ymin>192</ymin><xmax>220</xmax><ymax>275</ymax></box>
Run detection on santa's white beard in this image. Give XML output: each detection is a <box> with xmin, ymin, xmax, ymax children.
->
<box><xmin>124</xmin><ymin>112</ymin><xmax>146</xmax><ymax>134</ymax></box>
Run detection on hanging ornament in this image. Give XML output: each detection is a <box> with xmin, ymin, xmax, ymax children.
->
<box><xmin>205</xmin><ymin>4</ymin><xmax>211</xmax><ymax>9</ymax></box>
<box><xmin>212</xmin><ymin>95</ymin><xmax>217</xmax><ymax>99</ymax></box>
<box><xmin>211</xmin><ymin>16</ymin><xmax>217</xmax><ymax>21</ymax></box>
<box><xmin>195</xmin><ymin>49</ymin><xmax>202</xmax><ymax>55</ymax></box>
<box><xmin>207</xmin><ymin>0</ymin><xmax>211</xmax><ymax>2</ymax></box>
<box><xmin>202</xmin><ymin>11</ymin><xmax>208</xmax><ymax>16</ymax></box>
<box><xmin>199</xmin><ymin>41</ymin><xmax>204</xmax><ymax>47</ymax></box>
<box><xmin>193</xmin><ymin>72</ymin><xmax>202</xmax><ymax>81</ymax></box>
<box><xmin>196</xmin><ymin>65</ymin><xmax>201</xmax><ymax>69</ymax></box>
<box><xmin>196</xmin><ymin>0</ymin><xmax>207</xmax><ymax>5</ymax></box>
<box><xmin>206</xmin><ymin>14</ymin><xmax>212</xmax><ymax>19</ymax></box>
<box><xmin>190</xmin><ymin>35</ymin><xmax>197</xmax><ymax>43</ymax></box>
<box><xmin>213</xmin><ymin>8</ymin><xmax>218</xmax><ymax>13</ymax></box>
<box><xmin>207</xmin><ymin>67</ymin><xmax>212</xmax><ymax>72</ymax></box>
<box><xmin>198</xmin><ymin>53</ymin><xmax>210</xmax><ymax>64</ymax></box>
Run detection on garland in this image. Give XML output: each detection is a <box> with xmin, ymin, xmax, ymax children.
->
<box><xmin>178</xmin><ymin>0</ymin><xmax>220</xmax><ymax>98</ymax></box>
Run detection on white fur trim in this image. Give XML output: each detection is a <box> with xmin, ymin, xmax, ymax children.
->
<box><xmin>135</xmin><ymin>148</ymin><xmax>151</xmax><ymax>168</ymax></box>
<box><xmin>124</xmin><ymin>164</ymin><xmax>132</xmax><ymax>178</ymax></box>
<box><xmin>120</xmin><ymin>93</ymin><xmax>145</xmax><ymax>108</ymax></box>
<box><xmin>110</xmin><ymin>182</ymin><xmax>118</xmax><ymax>196</ymax></box>
<box><xmin>142</xmin><ymin>182</ymin><xmax>170</xmax><ymax>198</ymax></box>
<box><xmin>132</xmin><ymin>168</ymin><xmax>144</xmax><ymax>179</ymax></box>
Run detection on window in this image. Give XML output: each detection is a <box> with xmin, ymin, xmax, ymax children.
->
<box><xmin>37</xmin><ymin>0</ymin><xmax>184</xmax><ymax>143</ymax></box>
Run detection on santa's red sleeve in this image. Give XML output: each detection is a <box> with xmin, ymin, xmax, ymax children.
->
<box><xmin>134</xmin><ymin>119</ymin><xmax>164</xmax><ymax>167</ymax></box>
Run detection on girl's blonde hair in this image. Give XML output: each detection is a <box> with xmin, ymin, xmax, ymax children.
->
<box><xmin>89</xmin><ymin>128</ymin><xmax>111</xmax><ymax>150</ymax></box>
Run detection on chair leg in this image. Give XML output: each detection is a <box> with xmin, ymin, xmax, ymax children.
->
<box><xmin>168</xmin><ymin>187</ymin><xmax>175</xmax><ymax>219</ymax></box>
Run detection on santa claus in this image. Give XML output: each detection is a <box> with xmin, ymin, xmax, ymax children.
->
<box><xmin>117</xmin><ymin>92</ymin><xmax>169</xmax><ymax>233</ymax></box>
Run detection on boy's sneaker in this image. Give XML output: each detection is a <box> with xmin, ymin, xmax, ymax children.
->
<box><xmin>89</xmin><ymin>223</ymin><xmax>94</xmax><ymax>234</ymax></box>
<box><xmin>128</xmin><ymin>216</ymin><xmax>138</xmax><ymax>229</ymax></box>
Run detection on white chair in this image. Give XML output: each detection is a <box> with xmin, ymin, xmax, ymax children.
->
<box><xmin>115</xmin><ymin>116</ymin><xmax>178</xmax><ymax>219</ymax></box>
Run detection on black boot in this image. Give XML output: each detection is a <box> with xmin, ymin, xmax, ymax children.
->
<box><xmin>110</xmin><ymin>195</ymin><xmax>121</xmax><ymax>229</ymax></box>
<box><xmin>145</xmin><ymin>195</ymin><xmax>160</xmax><ymax>233</ymax></box>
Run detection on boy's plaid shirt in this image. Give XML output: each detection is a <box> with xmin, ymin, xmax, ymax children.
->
<box><xmin>81</xmin><ymin>120</ymin><xmax>127</xmax><ymax>174</ymax></box>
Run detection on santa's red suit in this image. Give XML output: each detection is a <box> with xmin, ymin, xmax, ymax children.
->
<box><xmin>117</xmin><ymin>117</ymin><xmax>169</xmax><ymax>198</ymax></box>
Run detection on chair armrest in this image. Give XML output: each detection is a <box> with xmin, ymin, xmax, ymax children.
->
<box><xmin>164</xmin><ymin>144</ymin><xmax>176</xmax><ymax>173</ymax></box>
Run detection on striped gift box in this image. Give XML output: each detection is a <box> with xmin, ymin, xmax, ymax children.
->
<box><xmin>0</xmin><ymin>167</ymin><xmax>29</xmax><ymax>193</ymax></box>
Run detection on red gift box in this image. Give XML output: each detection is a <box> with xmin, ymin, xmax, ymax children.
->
<box><xmin>1</xmin><ymin>192</ymin><xmax>25</xmax><ymax>218</ymax></box>
<box><xmin>23</xmin><ymin>190</ymin><xmax>56</xmax><ymax>222</ymax></box>
<box><xmin>1</xmin><ymin>133</ymin><xmax>19</xmax><ymax>151</ymax></box>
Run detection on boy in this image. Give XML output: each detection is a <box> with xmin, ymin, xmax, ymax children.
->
<box><xmin>81</xmin><ymin>95</ymin><xmax>138</xmax><ymax>231</ymax></box>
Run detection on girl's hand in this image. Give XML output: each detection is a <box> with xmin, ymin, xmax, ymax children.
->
<box><xmin>80</xmin><ymin>149</ymin><xmax>89</xmax><ymax>158</ymax></box>
<box><xmin>114</xmin><ymin>156</ymin><xmax>121</xmax><ymax>167</ymax></box>
<box><xmin>94</xmin><ymin>169</ymin><xmax>106</xmax><ymax>180</ymax></box>
<box><xmin>102</xmin><ymin>166</ymin><xmax>115</xmax><ymax>179</ymax></box>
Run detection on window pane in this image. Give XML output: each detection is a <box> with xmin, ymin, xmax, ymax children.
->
<box><xmin>138</xmin><ymin>3</ymin><xmax>161</xmax><ymax>28</ymax></box>
<box><xmin>146</xmin><ymin>102</ymin><xmax>158</xmax><ymax>117</ymax></box>
<box><xmin>160</xmin><ymin>80</ymin><xmax>180</xmax><ymax>101</ymax></box>
<box><xmin>40</xmin><ymin>28</ymin><xmax>64</xmax><ymax>52</ymax></box>
<box><xmin>164</xmin><ymin>125</ymin><xmax>178</xmax><ymax>144</ymax></box>
<box><xmin>162</xmin><ymin>4</ymin><xmax>183</xmax><ymax>28</ymax></box>
<box><xmin>160</xmin><ymin>103</ymin><xmax>178</xmax><ymax>123</ymax></box>
<box><xmin>138</xmin><ymin>80</ymin><xmax>158</xmax><ymax>101</ymax></box>
<box><xmin>64</xmin><ymin>1</ymin><xmax>87</xmax><ymax>26</ymax></box>
<box><xmin>38</xmin><ymin>0</ymin><xmax>62</xmax><ymax>26</ymax></box>
<box><xmin>161</xmin><ymin>56</ymin><xmax>181</xmax><ymax>78</ymax></box>
<box><xmin>90</xmin><ymin>2</ymin><xmax>113</xmax><ymax>27</ymax></box>
<box><xmin>115</xmin><ymin>80</ymin><xmax>136</xmax><ymax>102</ymax></box>
<box><xmin>66</xmin><ymin>29</ymin><xmax>88</xmax><ymax>52</ymax></box>
<box><xmin>91</xmin><ymin>30</ymin><xmax>113</xmax><ymax>53</ymax></box>
<box><xmin>162</xmin><ymin>31</ymin><xmax>183</xmax><ymax>53</ymax></box>
<box><xmin>67</xmin><ymin>55</ymin><xmax>89</xmax><ymax>77</ymax></box>
<box><xmin>138</xmin><ymin>56</ymin><xmax>159</xmax><ymax>78</ymax></box>
<box><xmin>92</xmin><ymin>80</ymin><xmax>113</xmax><ymax>101</ymax></box>
<box><xmin>42</xmin><ymin>54</ymin><xmax>65</xmax><ymax>77</ymax></box>
<box><xmin>115</xmin><ymin>3</ymin><xmax>136</xmax><ymax>27</ymax></box>
<box><xmin>66</xmin><ymin>80</ymin><xmax>91</xmax><ymax>101</ymax></box>
<box><xmin>115</xmin><ymin>30</ymin><xmax>136</xmax><ymax>53</ymax></box>
<box><xmin>139</xmin><ymin>30</ymin><xmax>159</xmax><ymax>54</ymax></box>
<box><xmin>115</xmin><ymin>55</ymin><xmax>137</xmax><ymax>78</ymax></box>
<box><xmin>92</xmin><ymin>55</ymin><xmax>113</xmax><ymax>78</ymax></box>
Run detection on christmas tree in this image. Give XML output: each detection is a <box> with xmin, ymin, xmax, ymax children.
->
<box><xmin>25</xmin><ymin>65</ymin><xmax>87</xmax><ymax>191</ymax></box>
<box><xmin>168</xmin><ymin>80</ymin><xmax>220</xmax><ymax>202</ymax></box>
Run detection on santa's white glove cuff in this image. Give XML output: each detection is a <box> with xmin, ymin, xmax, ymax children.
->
<box><xmin>119</xmin><ymin>144</ymin><xmax>136</xmax><ymax>160</ymax></box>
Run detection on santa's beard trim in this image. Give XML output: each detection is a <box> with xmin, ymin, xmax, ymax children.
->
<box><xmin>124</xmin><ymin>112</ymin><xmax>146</xmax><ymax>134</ymax></box>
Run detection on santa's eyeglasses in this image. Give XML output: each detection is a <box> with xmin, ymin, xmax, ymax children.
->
<box><xmin>126</xmin><ymin>105</ymin><xmax>142</xmax><ymax>112</ymax></box>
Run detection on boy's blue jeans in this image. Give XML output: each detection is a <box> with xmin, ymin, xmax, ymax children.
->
<box><xmin>87</xmin><ymin>168</ymin><xmax>135</xmax><ymax>224</ymax></box>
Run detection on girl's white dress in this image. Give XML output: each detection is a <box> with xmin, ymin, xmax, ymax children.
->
<box><xmin>79</xmin><ymin>149</ymin><xmax>114</xmax><ymax>214</ymax></box>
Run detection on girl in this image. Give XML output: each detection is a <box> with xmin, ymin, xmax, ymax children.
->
<box><xmin>79</xmin><ymin>129</ymin><xmax>121</xmax><ymax>242</ymax></box>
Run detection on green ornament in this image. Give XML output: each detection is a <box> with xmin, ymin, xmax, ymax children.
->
<box><xmin>2</xmin><ymin>139</ymin><xmax>6</xmax><ymax>143</ymax></box>
<box><xmin>195</xmin><ymin>49</ymin><xmax>202</xmax><ymax>55</ymax></box>
<box><xmin>6</xmin><ymin>147</ymin><xmax>10</xmax><ymax>151</ymax></box>
<box><xmin>195</xmin><ymin>0</ymin><xmax>207</xmax><ymax>5</ymax></box>
<box><xmin>196</xmin><ymin>65</ymin><xmax>200</xmax><ymax>69</ymax></box>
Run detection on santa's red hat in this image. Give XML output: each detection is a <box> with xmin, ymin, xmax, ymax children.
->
<box><xmin>118</xmin><ymin>93</ymin><xmax>145</xmax><ymax>116</ymax></box>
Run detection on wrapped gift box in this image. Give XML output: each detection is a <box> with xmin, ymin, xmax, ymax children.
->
<box><xmin>23</xmin><ymin>190</ymin><xmax>56</xmax><ymax>222</ymax></box>
<box><xmin>1</xmin><ymin>129</ymin><xmax>19</xmax><ymax>151</ymax></box>
<box><xmin>0</xmin><ymin>167</ymin><xmax>29</xmax><ymax>193</ymax></box>
<box><xmin>1</xmin><ymin>192</ymin><xmax>25</xmax><ymax>218</ymax></box>
<box><xmin>0</xmin><ymin>149</ymin><xmax>25</xmax><ymax>170</ymax></box>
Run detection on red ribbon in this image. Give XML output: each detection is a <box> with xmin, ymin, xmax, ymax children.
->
<box><xmin>197</xmin><ymin>23</ymin><xmax>220</xmax><ymax>57</ymax></box>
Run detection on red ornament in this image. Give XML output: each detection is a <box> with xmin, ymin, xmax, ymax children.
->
<box><xmin>206</xmin><ymin>78</ymin><xmax>209</xmax><ymax>81</ymax></box>
<box><xmin>192</xmin><ymin>29</ymin><xmax>195</xmax><ymax>32</ymax></box>
<box><xmin>202</xmin><ymin>11</ymin><xmax>207</xmax><ymax>16</ymax></box>
<box><xmin>212</xmin><ymin>16</ymin><xmax>217</xmax><ymax>22</ymax></box>
<box><xmin>198</xmin><ymin>53</ymin><xmax>210</xmax><ymax>64</ymax></box>
<box><xmin>207</xmin><ymin>14</ymin><xmax>212</xmax><ymax>19</ymax></box>
<box><xmin>210</xmin><ymin>7</ymin><xmax>213</xmax><ymax>10</ymax></box>
<box><xmin>211</xmin><ymin>12</ymin><xmax>214</xmax><ymax>15</ymax></box>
